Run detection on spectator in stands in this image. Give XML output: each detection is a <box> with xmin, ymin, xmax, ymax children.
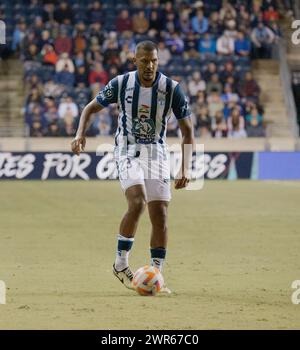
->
<box><xmin>251</xmin><ymin>21</ymin><xmax>275</xmax><ymax>58</ymax></box>
<box><xmin>75</xmin><ymin>65</ymin><xmax>89</xmax><ymax>87</ymax></box>
<box><xmin>58</xmin><ymin>96</ymin><xmax>79</xmax><ymax>120</ymax></box>
<box><xmin>235</xmin><ymin>31</ymin><xmax>251</xmax><ymax>57</ymax></box>
<box><xmin>88</xmin><ymin>22</ymin><xmax>105</xmax><ymax>47</ymax></box>
<box><xmin>219</xmin><ymin>1</ymin><xmax>237</xmax><ymax>23</ymax></box>
<box><xmin>116</xmin><ymin>9</ymin><xmax>133</xmax><ymax>33</ymax></box>
<box><xmin>23</xmin><ymin>43</ymin><xmax>39</xmax><ymax>62</ymax></box>
<box><xmin>211</xmin><ymin>111</ymin><xmax>228</xmax><ymax>138</ymax></box>
<box><xmin>191</xmin><ymin>9</ymin><xmax>208</xmax><ymax>35</ymax></box>
<box><xmin>42</xmin><ymin>2</ymin><xmax>55</xmax><ymax>24</ymax></box>
<box><xmin>188</xmin><ymin>71</ymin><xmax>206</xmax><ymax>101</ymax></box>
<box><xmin>74</xmin><ymin>51</ymin><xmax>86</xmax><ymax>69</ymax></box>
<box><xmin>73</xmin><ymin>22</ymin><xmax>87</xmax><ymax>54</ymax></box>
<box><xmin>93</xmin><ymin>109</ymin><xmax>112</xmax><ymax>136</ymax></box>
<box><xmin>208</xmin><ymin>11</ymin><xmax>223</xmax><ymax>37</ymax></box>
<box><xmin>103</xmin><ymin>39</ymin><xmax>120</xmax><ymax>67</ymax></box>
<box><xmin>56</xmin><ymin>53</ymin><xmax>75</xmax><ymax>73</ymax></box>
<box><xmin>22</xmin><ymin>31</ymin><xmax>39</xmax><ymax>53</ymax></box>
<box><xmin>26</xmin><ymin>87</ymin><xmax>43</xmax><ymax>105</ymax></box>
<box><xmin>11</xmin><ymin>21</ymin><xmax>27</xmax><ymax>51</ymax></box>
<box><xmin>54</xmin><ymin>29</ymin><xmax>73</xmax><ymax>56</ymax></box>
<box><xmin>87</xmin><ymin>1</ymin><xmax>104</xmax><ymax>24</ymax></box>
<box><xmin>41</xmin><ymin>44</ymin><xmax>58</xmax><ymax>66</ymax></box>
<box><xmin>196</xmin><ymin>106</ymin><xmax>211</xmax><ymax>138</ymax></box>
<box><xmin>203</xmin><ymin>62</ymin><xmax>218</xmax><ymax>82</ymax></box>
<box><xmin>263</xmin><ymin>5</ymin><xmax>279</xmax><ymax>24</ymax></box>
<box><xmin>46</xmin><ymin>121</ymin><xmax>61</xmax><ymax>137</ymax></box>
<box><xmin>38</xmin><ymin>30</ymin><xmax>53</xmax><ymax>50</ymax></box>
<box><xmin>238</xmin><ymin>71</ymin><xmax>260</xmax><ymax>103</ymax></box>
<box><xmin>216</xmin><ymin>32</ymin><xmax>235</xmax><ymax>56</ymax></box>
<box><xmin>245</xmin><ymin>106</ymin><xmax>265</xmax><ymax>137</ymax></box>
<box><xmin>221</xmin><ymin>84</ymin><xmax>239</xmax><ymax>104</ymax></box>
<box><xmin>206</xmin><ymin>74</ymin><xmax>223</xmax><ymax>95</ymax></box>
<box><xmin>207</xmin><ymin>89</ymin><xmax>224</xmax><ymax>118</ymax></box>
<box><xmin>220</xmin><ymin>61</ymin><xmax>238</xmax><ymax>84</ymax></box>
<box><xmin>164</xmin><ymin>12</ymin><xmax>180</xmax><ymax>34</ymax></box>
<box><xmin>227</xmin><ymin>107</ymin><xmax>247</xmax><ymax>138</ymax></box>
<box><xmin>88</xmin><ymin>62</ymin><xmax>109</xmax><ymax>88</ymax></box>
<box><xmin>149</xmin><ymin>10</ymin><xmax>163</xmax><ymax>33</ymax></box>
<box><xmin>61</xmin><ymin>114</ymin><xmax>76</xmax><ymax>137</ymax></box>
<box><xmin>31</xmin><ymin>120</ymin><xmax>45</xmax><ymax>137</ymax></box>
<box><xmin>178</xmin><ymin>11</ymin><xmax>191</xmax><ymax>35</ymax></box>
<box><xmin>25</xmin><ymin>74</ymin><xmax>43</xmax><ymax>96</ymax></box>
<box><xmin>198</xmin><ymin>33</ymin><xmax>217</xmax><ymax>55</ymax></box>
<box><xmin>32</xmin><ymin>16</ymin><xmax>44</xmax><ymax>37</ymax></box>
<box><xmin>184</xmin><ymin>31</ymin><xmax>199</xmax><ymax>58</ymax></box>
<box><xmin>43</xmin><ymin>78</ymin><xmax>64</xmax><ymax>98</ymax></box>
<box><xmin>55</xmin><ymin>65</ymin><xmax>75</xmax><ymax>87</ymax></box>
<box><xmin>54</xmin><ymin>1</ymin><xmax>74</xmax><ymax>25</ymax></box>
<box><xmin>157</xmin><ymin>41</ymin><xmax>171</xmax><ymax>67</ymax></box>
<box><xmin>132</xmin><ymin>10</ymin><xmax>149</xmax><ymax>34</ymax></box>
<box><xmin>165</xmin><ymin>32</ymin><xmax>185</xmax><ymax>56</ymax></box>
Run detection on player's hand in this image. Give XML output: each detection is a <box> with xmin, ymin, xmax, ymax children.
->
<box><xmin>174</xmin><ymin>171</ymin><xmax>190</xmax><ymax>190</ymax></box>
<box><xmin>71</xmin><ymin>135</ymin><xmax>86</xmax><ymax>155</ymax></box>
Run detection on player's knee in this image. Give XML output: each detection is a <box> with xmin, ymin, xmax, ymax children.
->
<box><xmin>129</xmin><ymin>196</ymin><xmax>146</xmax><ymax>215</ymax></box>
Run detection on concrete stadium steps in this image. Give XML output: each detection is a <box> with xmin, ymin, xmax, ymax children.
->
<box><xmin>0</xmin><ymin>58</ymin><xmax>25</xmax><ymax>137</ymax></box>
<box><xmin>252</xmin><ymin>59</ymin><xmax>292</xmax><ymax>137</ymax></box>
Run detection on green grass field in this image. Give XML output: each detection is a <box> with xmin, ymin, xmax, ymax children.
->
<box><xmin>0</xmin><ymin>180</ymin><xmax>300</xmax><ymax>329</ymax></box>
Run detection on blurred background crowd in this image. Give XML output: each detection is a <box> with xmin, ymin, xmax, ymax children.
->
<box><xmin>0</xmin><ymin>0</ymin><xmax>292</xmax><ymax>138</ymax></box>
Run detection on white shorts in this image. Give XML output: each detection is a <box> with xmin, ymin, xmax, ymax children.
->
<box><xmin>115</xmin><ymin>145</ymin><xmax>171</xmax><ymax>203</ymax></box>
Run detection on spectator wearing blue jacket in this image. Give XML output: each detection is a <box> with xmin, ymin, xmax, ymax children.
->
<box><xmin>191</xmin><ymin>9</ymin><xmax>209</xmax><ymax>35</ymax></box>
<box><xmin>235</xmin><ymin>32</ymin><xmax>251</xmax><ymax>56</ymax></box>
<box><xmin>198</xmin><ymin>33</ymin><xmax>216</xmax><ymax>54</ymax></box>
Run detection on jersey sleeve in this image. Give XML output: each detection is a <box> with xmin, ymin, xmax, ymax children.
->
<box><xmin>171</xmin><ymin>83</ymin><xmax>191</xmax><ymax>120</ymax></box>
<box><xmin>96</xmin><ymin>76</ymin><xmax>118</xmax><ymax>107</ymax></box>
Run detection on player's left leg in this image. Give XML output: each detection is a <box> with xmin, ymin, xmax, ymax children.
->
<box><xmin>147</xmin><ymin>200</ymin><xmax>169</xmax><ymax>272</ymax></box>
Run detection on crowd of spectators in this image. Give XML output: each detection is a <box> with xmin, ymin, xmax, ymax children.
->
<box><xmin>0</xmin><ymin>0</ymin><xmax>288</xmax><ymax>138</ymax></box>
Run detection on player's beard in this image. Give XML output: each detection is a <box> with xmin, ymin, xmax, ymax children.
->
<box><xmin>143</xmin><ymin>71</ymin><xmax>155</xmax><ymax>81</ymax></box>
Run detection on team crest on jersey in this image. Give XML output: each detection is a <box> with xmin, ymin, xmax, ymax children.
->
<box><xmin>132</xmin><ymin>105</ymin><xmax>155</xmax><ymax>143</ymax></box>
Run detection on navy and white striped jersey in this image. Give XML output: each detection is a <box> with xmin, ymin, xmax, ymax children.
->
<box><xmin>96</xmin><ymin>70</ymin><xmax>191</xmax><ymax>146</ymax></box>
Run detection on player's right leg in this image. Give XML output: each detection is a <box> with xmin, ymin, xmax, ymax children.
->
<box><xmin>113</xmin><ymin>156</ymin><xmax>147</xmax><ymax>289</ymax></box>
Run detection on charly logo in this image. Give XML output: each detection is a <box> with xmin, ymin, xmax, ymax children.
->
<box><xmin>0</xmin><ymin>280</ymin><xmax>6</xmax><ymax>304</ymax></box>
<box><xmin>0</xmin><ymin>20</ymin><xmax>6</xmax><ymax>44</ymax></box>
<box><xmin>291</xmin><ymin>20</ymin><xmax>300</xmax><ymax>45</ymax></box>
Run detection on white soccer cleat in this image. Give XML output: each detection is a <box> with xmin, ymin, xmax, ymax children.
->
<box><xmin>160</xmin><ymin>285</ymin><xmax>172</xmax><ymax>294</ymax></box>
<box><xmin>112</xmin><ymin>264</ymin><xmax>134</xmax><ymax>290</ymax></box>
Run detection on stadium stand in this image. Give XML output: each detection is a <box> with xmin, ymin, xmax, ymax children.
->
<box><xmin>0</xmin><ymin>0</ymin><xmax>297</xmax><ymax>140</ymax></box>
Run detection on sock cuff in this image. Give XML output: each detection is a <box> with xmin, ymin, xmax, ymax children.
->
<box><xmin>150</xmin><ymin>247</ymin><xmax>166</xmax><ymax>259</ymax></box>
<box><xmin>118</xmin><ymin>234</ymin><xmax>134</xmax><ymax>242</ymax></box>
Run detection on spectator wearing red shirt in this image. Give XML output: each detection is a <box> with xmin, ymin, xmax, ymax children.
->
<box><xmin>54</xmin><ymin>30</ymin><xmax>73</xmax><ymax>56</ymax></box>
<box><xmin>238</xmin><ymin>72</ymin><xmax>260</xmax><ymax>103</ymax></box>
<box><xmin>263</xmin><ymin>6</ymin><xmax>279</xmax><ymax>23</ymax></box>
<box><xmin>88</xmin><ymin>62</ymin><xmax>109</xmax><ymax>87</ymax></box>
<box><xmin>116</xmin><ymin>9</ymin><xmax>133</xmax><ymax>33</ymax></box>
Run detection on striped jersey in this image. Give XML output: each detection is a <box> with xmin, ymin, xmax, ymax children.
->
<box><xmin>96</xmin><ymin>70</ymin><xmax>191</xmax><ymax>147</ymax></box>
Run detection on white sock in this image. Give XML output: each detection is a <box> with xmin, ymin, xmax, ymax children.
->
<box><xmin>115</xmin><ymin>234</ymin><xmax>134</xmax><ymax>271</ymax></box>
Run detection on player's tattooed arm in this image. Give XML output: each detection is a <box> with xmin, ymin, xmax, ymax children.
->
<box><xmin>175</xmin><ymin>117</ymin><xmax>194</xmax><ymax>189</ymax></box>
<box><xmin>71</xmin><ymin>98</ymin><xmax>103</xmax><ymax>155</ymax></box>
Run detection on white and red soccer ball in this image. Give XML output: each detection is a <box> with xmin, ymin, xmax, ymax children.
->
<box><xmin>132</xmin><ymin>265</ymin><xmax>164</xmax><ymax>296</ymax></box>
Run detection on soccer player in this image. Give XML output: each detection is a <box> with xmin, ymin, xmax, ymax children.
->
<box><xmin>71</xmin><ymin>41</ymin><xmax>194</xmax><ymax>293</ymax></box>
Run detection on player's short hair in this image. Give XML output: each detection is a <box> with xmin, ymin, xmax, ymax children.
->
<box><xmin>135</xmin><ymin>40</ymin><xmax>158</xmax><ymax>54</ymax></box>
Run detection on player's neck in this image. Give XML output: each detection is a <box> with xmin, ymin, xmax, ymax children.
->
<box><xmin>137</xmin><ymin>72</ymin><xmax>156</xmax><ymax>88</ymax></box>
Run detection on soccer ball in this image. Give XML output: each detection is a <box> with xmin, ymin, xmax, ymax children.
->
<box><xmin>132</xmin><ymin>265</ymin><xmax>164</xmax><ymax>296</ymax></box>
